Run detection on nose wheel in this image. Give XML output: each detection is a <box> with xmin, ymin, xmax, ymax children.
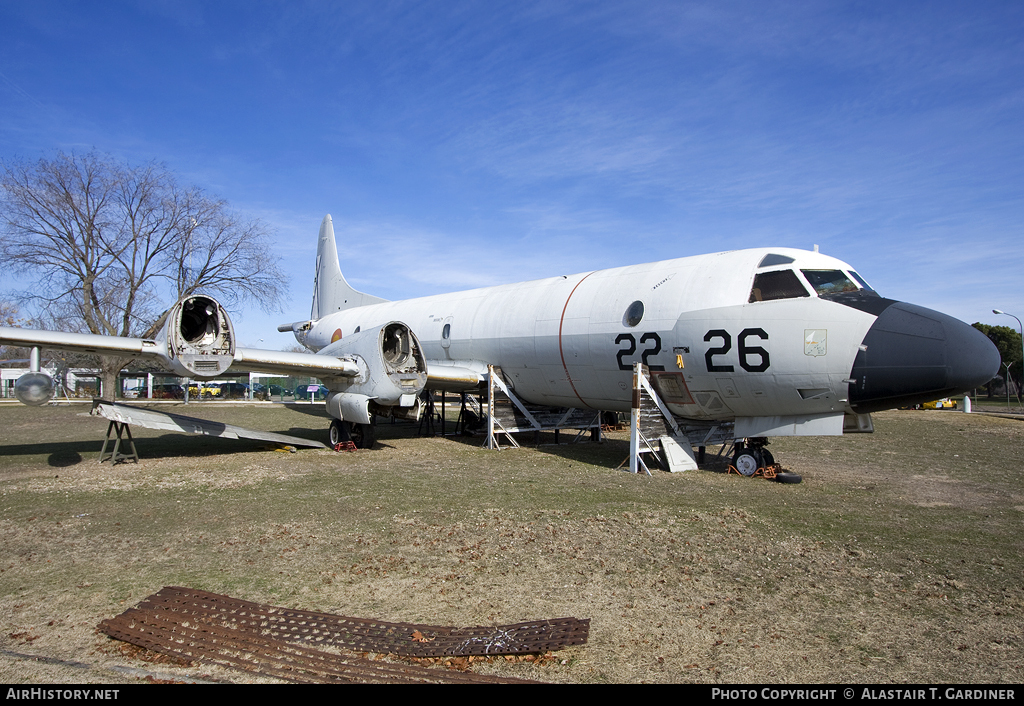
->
<box><xmin>730</xmin><ymin>440</ymin><xmax>798</xmax><ymax>483</ymax></box>
<box><xmin>732</xmin><ymin>447</ymin><xmax>761</xmax><ymax>476</ymax></box>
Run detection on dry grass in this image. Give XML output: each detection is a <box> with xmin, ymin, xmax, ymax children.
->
<box><xmin>0</xmin><ymin>401</ymin><xmax>1021</xmax><ymax>683</ymax></box>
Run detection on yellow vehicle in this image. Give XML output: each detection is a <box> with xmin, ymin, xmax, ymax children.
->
<box><xmin>182</xmin><ymin>383</ymin><xmax>220</xmax><ymax>398</ymax></box>
<box><xmin>920</xmin><ymin>398</ymin><xmax>957</xmax><ymax>410</ymax></box>
<box><xmin>200</xmin><ymin>383</ymin><xmax>222</xmax><ymax>398</ymax></box>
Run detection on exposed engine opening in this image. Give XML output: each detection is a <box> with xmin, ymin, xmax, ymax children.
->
<box><xmin>382</xmin><ymin>323</ymin><xmax>412</xmax><ymax>368</ymax></box>
<box><xmin>180</xmin><ymin>297</ymin><xmax>218</xmax><ymax>345</ymax></box>
<box><xmin>165</xmin><ymin>295</ymin><xmax>235</xmax><ymax>378</ymax></box>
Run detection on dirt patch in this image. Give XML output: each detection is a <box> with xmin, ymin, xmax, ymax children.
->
<box><xmin>0</xmin><ymin>403</ymin><xmax>1021</xmax><ymax>683</ymax></box>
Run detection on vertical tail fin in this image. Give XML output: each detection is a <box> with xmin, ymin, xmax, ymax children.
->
<box><xmin>311</xmin><ymin>215</ymin><xmax>388</xmax><ymax>319</ymax></box>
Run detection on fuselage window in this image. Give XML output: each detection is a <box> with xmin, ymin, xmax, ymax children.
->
<box><xmin>748</xmin><ymin>270</ymin><xmax>810</xmax><ymax>303</ymax></box>
<box><xmin>800</xmin><ymin>270</ymin><xmax>859</xmax><ymax>296</ymax></box>
<box><xmin>442</xmin><ymin>323</ymin><xmax>451</xmax><ymax>339</ymax></box>
<box><xmin>624</xmin><ymin>300</ymin><xmax>645</xmax><ymax>327</ymax></box>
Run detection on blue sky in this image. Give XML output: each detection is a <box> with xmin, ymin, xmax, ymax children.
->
<box><xmin>2</xmin><ymin>1</ymin><xmax>1022</xmax><ymax>347</ymax></box>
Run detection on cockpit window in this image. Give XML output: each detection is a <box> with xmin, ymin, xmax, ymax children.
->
<box><xmin>801</xmin><ymin>270</ymin><xmax>859</xmax><ymax>296</ymax></box>
<box><xmin>749</xmin><ymin>270</ymin><xmax>810</xmax><ymax>303</ymax></box>
<box><xmin>848</xmin><ymin>271</ymin><xmax>875</xmax><ymax>292</ymax></box>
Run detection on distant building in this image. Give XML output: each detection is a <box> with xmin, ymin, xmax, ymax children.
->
<box><xmin>1</xmin><ymin>366</ymin><xmax>100</xmax><ymax>399</ymax></box>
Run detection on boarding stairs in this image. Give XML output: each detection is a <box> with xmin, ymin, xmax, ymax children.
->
<box><xmin>622</xmin><ymin>363</ymin><xmax>734</xmax><ymax>475</ymax></box>
<box><xmin>482</xmin><ymin>366</ymin><xmax>603</xmax><ymax>450</ymax></box>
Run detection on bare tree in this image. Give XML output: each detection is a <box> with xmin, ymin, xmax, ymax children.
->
<box><xmin>0</xmin><ymin>301</ymin><xmax>17</xmax><ymax>327</ymax></box>
<box><xmin>0</xmin><ymin>151</ymin><xmax>286</xmax><ymax>398</ymax></box>
<box><xmin>0</xmin><ymin>301</ymin><xmax>23</xmax><ymax>363</ymax></box>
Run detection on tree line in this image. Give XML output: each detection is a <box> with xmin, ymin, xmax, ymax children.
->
<box><xmin>972</xmin><ymin>323</ymin><xmax>1022</xmax><ymax>399</ymax></box>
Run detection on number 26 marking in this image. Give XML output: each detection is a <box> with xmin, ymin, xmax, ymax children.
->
<box><xmin>704</xmin><ymin>328</ymin><xmax>770</xmax><ymax>373</ymax></box>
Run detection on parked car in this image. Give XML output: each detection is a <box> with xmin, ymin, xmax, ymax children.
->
<box><xmin>199</xmin><ymin>383</ymin><xmax>223</xmax><ymax>398</ymax></box>
<box><xmin>293</xmin><ymin>383</ymin><xmax>328</xmax><ymax>401</ymax></box>
<box><xmin>268</xmin><ymin>384</ymin><xmax>291</xmax><ymax>397</ymax></box>
<box><xmin>151</xmin><ymin>383</ymin><xmax>184</xmax><ymax>399</ymax></box>
<box><xmin>218</xmin><ymin>382</ymin><xmax>250</xmax><ymax>399</ymax></box>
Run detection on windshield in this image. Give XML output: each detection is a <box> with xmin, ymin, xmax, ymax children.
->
<box><xmin>848</xmin><ymin>271</ymin><xmax>876</xmax><ymax>292</ymax></box>
<box><xmin>749</xmin><ymin>270</ymin><xmax>810</xmax><ymax>303</ymax></box>
<box><xmin>801</xmin><ymin>270</ymin><xmax>859</xmax><ymax>296</ymax></box>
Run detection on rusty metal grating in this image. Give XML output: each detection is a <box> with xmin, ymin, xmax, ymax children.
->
<box><xmin>99</xmin><ymin>586</ymin><xmax>589</xmax><ymax>684</ymax></box>
<box><xmin>126</xmin><ymin>586</ymin><xmax>590</xmax><ymax>657</ymax></box>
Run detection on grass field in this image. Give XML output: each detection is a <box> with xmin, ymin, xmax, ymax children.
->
<box><xmin>0</xmin><ymin>402</ymin><xmax>1021</xmax><ymax>683</ymax></box>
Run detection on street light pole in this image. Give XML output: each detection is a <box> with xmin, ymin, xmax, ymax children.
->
<box><xmin>993</xmin><ymin>309</ymin><xmax>1023</xmax><ymax>412</ymax></box>
<box><xmin>1005</xmin><ymin>363</ymin><xmax>1012</xmax><ymax>410</ymax></box>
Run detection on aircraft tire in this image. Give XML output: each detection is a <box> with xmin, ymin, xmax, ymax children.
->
<box><xmin>329</xmin><ymin>419</ymin><xmax>347</xmax><ymax>446</ymax></box>
<box><xmin>733</xmin><ymin>449</ymin><xmax>760</xmax><ymax>476</ymax></box>
<box><xmin>350</xmin><ymin>422</ymin><xmax>376</xmax><ymax>450</ymax></box>
<box><xmin>774</xmin><ymin>472</ymin><xmax>802</xmax><ymax>484</ymax></box>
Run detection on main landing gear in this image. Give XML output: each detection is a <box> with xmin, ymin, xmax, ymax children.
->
<box><xmin>329</xmin><ymin>419</ymin><xmax>377</xmax><ymax>450</ymax></box>
<box><xmin>730</xmin><ymin>438</ymin><xmax>801</xmax><ymax>483</ymax></box>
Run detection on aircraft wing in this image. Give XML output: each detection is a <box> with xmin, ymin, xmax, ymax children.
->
<box><xmin>231</xmin><ymin>347</ymin><xmax>359</xmax><ymax>377</ymax></box>
<box><xmin>0</xmin><ymin>325</ymin><xmax>360</xmax><ymax>378</ymax></box>
<box><xmin>0</xmin><ymin>293</ymin><xmax>431</xmax><ymax>422</ymax></box>
<box><xmin>425</xmin><ymin>362</ymin><xmax>486</xmax><ymax>390</ymax></box>
<box><xmin>0</xmin><ymin>326</ymin><xmax>161</xmax><ymax>357</ymax></box>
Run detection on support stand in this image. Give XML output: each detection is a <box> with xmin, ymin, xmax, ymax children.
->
<box><xmin>456</xmin><ymin>391</ymin><xmax>485</xmax><ymax>436</ymax></box>
<box><xmin>417</xmin><ymin>391</ymin><xmax>438</xmax><ymax>436</ymax></box>
<box><xmin>98</xmin><ymin>420</ymin><xmax>139</xmax><ymax>465</ymax></box>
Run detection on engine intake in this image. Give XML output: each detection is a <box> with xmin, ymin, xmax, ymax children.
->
<box><xmin>162</xmin><ymin>295</ymin><xmax>236</xmax><ymax>378</ymax></box>
<box><xmin>317</xmin><ymin>321</ymin><xmax>428</xmax><ymax>424</ymax></box>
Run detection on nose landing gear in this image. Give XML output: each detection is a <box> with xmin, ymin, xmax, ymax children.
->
<box><xmin>730</xmin><ymin>438</ymin><xmax>801</xmax><ymax>483</ymax></box>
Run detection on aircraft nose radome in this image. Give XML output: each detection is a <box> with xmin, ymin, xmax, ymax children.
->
<box><xmin>848</xmin><ymin>302</ymin><xmax>1001</xmax><ymax>414</ymax></box>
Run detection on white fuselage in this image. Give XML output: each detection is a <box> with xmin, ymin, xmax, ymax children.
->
<box><xmin>301</xmin><ymin>247</ymin><xmax>877</xmax><ymax>426</ymax></box>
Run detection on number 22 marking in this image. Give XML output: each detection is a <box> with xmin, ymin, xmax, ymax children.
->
<box><xmin>615</xmin><ymin>332</ymin><xmax>665</xmax><ymax>371</ymax></box>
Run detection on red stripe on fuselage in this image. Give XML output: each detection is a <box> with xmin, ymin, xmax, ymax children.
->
<box><xmin>558</xmin><ymin>272</ymin><xmax>594</xmax><ymax>408</ymax></box>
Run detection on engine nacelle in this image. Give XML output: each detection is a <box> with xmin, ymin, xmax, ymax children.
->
<box><xmin>14</xmin><ymin>371</ymin><xmax>55</xmax><ymax>406</ymax></box>
<box><xmin>160</xmin><ymin>295</ymin><xmax>236</xmax><ymax>378</ymax></box>
<box><xmin>318</xmin><ymin>321</ymin><xmax>428</xmax><ymax>423</ymax></box>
